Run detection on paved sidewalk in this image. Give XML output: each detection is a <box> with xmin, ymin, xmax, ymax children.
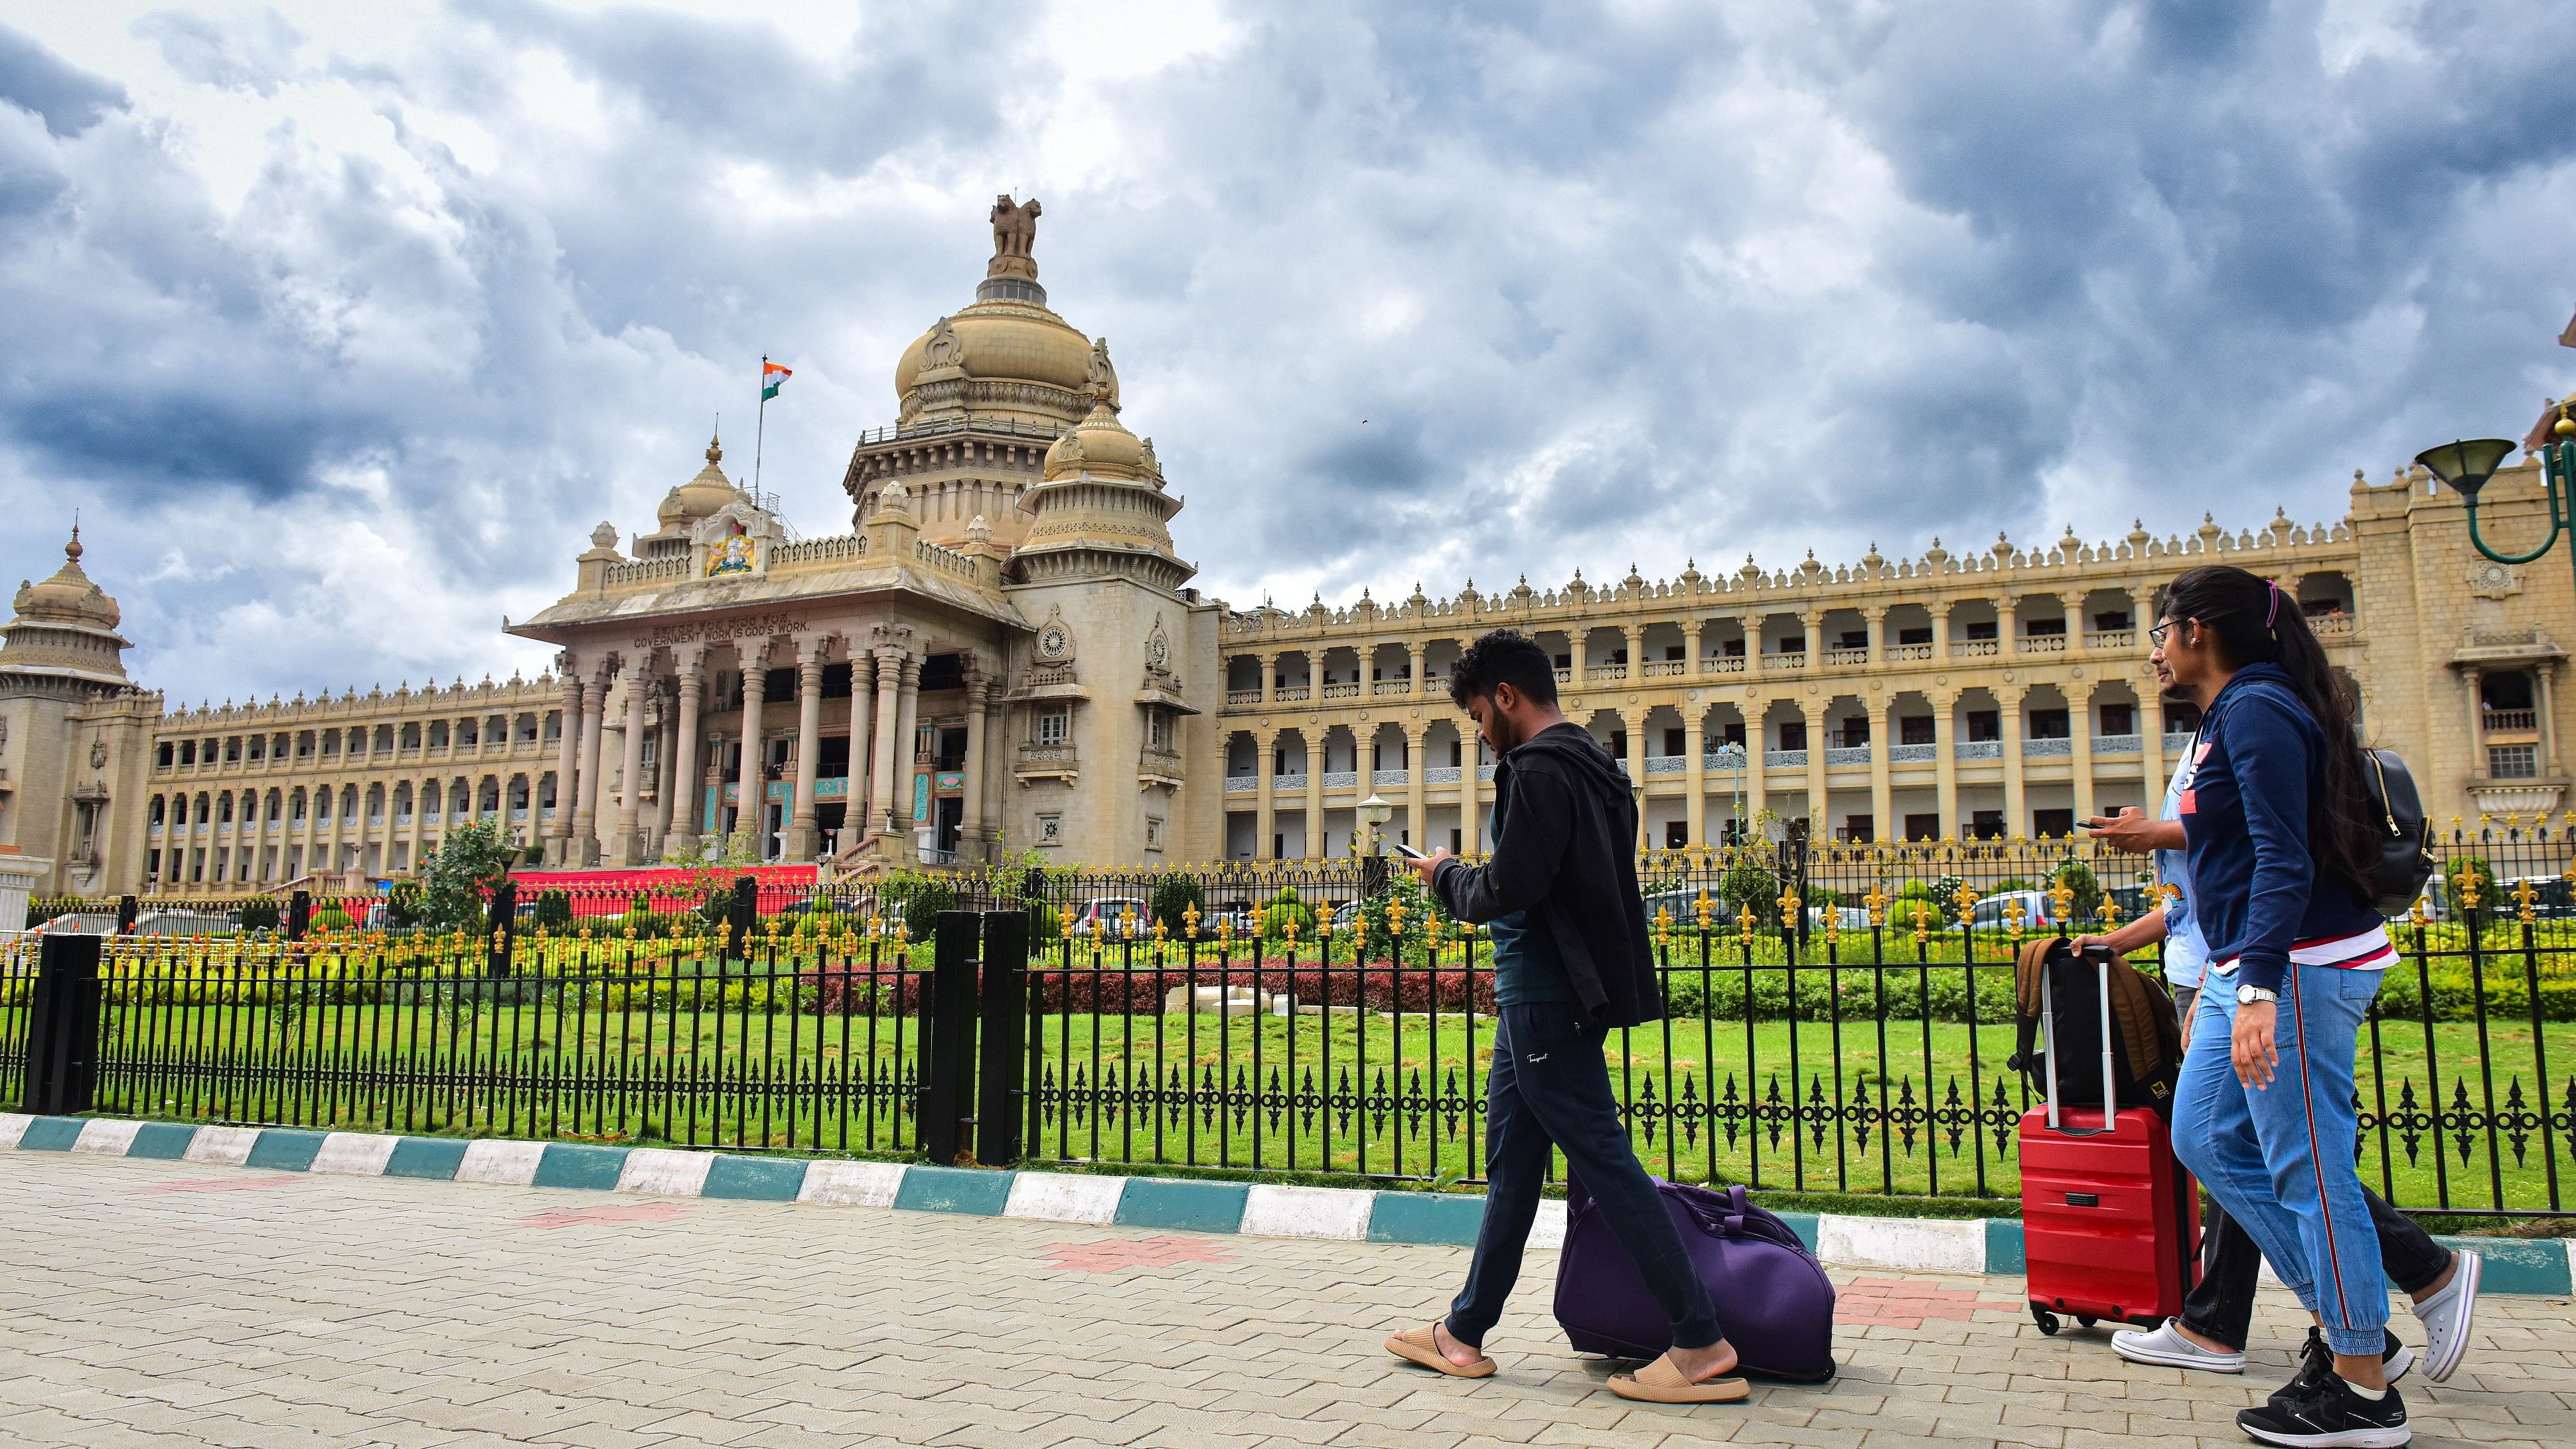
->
<box><xmin>0</xmin><ymin>1151</ymin><xmax>2566</xmax><ymax>1448</ymax></box>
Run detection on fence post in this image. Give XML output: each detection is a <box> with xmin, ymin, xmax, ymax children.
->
<box><xmin>485</xmin><ymin>877</ymin><xmax>518</xmax><ymax>978</ymax></box>
<box><xmin>976</xmin><ymin>907</ymin><xmax>1029</xmax><ymax>1167</ymax></box>
<box><xmin>286</xmin><ymin>889</ymin><xmax>311</xmax><ymax>943</ymax></box>
<box><xmin>724</xmin><ymin>874</ymin><xmax>758</xmax><ymax>960</ymax></box>
<box><xmin>920</xmin><ymin>909</ymin><xmax>984</xmax><ymax>1165</ymax></box>
<box><xmin>19</xmin><ymin>931</ymin><xmax>103</xmax><ymax>1115</ymax></box>
<box><xmin>115</xmin><ymin>895</ymin><xmax>137</xmax><ymax>935</ymax></box>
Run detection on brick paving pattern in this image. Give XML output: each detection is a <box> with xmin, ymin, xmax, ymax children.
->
<box><xmin>1</xmin><ymin>1150</ymin><xmax>2568</xmax><ymax>1448</ymax></box>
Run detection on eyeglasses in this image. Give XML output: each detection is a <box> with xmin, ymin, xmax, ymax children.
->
<box><xmin>2148</xmin><ymin>620</ymin><xmax>2176</xmax><ymax>647</ymax></box>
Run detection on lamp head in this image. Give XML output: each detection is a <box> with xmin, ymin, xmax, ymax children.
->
<box><xmin>2414</xmin><ymin>437</ymin><xmax>2517</xmax><ymax>500</ymax></box>
<box><xmin>1356</xmin><ymin>792</ymin><xmax>1392</xmax><ymax>828</ymax></box>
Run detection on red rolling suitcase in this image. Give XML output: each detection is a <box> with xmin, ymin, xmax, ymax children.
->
<box><xmin>2019</xmin><ymin>944</ymin><xmax>2199</xmax><ymax>1335</ymax></box>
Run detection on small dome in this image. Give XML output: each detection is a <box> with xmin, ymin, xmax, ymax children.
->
<box><xmin>662</xmin><ymin>433</ymin><xmax>745</xmax><ymax>525</ymax></box>
<box><xmin>1043</xmin><ymin>402</ymin><xmax>1154</xmax><ymax>483</ymax></box>
<box><xmin>12</xmin><ymin>528</ymin><xmax>120</xmax><ymax>630</ymax></box>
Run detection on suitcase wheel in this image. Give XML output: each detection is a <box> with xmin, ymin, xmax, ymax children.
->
<box><xmin>2075</xmin><ymin>1316</ymin><xmax>2097</xmax><ymax>1330</ymax></box>
<box><xmin>2030</xmin><ymin>1304</ymin><xmax>2060</xmax><ymax>1337</ymax></box>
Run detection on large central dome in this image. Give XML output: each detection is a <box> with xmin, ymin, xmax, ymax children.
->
<box><xmin>890</xmin><ymin>194</ymin><xmax>1110</xmax><ymax>432</ymax></box>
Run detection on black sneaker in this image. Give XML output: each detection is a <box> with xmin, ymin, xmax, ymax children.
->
<box><xmin>2269</xmin><ymin>1329</ymin><xmax>2415</xmax><ymax>1408</ymax></box>
<box><xmin>2238</xmin><ymin>1369</ymin><xmax>2409</xmax><ymax>1447</ymax></box>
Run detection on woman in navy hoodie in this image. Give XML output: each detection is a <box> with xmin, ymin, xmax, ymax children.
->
<box><xmin>2155</xmin><ymin>565</ymin><xmax>2411</xmax><ymax>1449</ymax></box>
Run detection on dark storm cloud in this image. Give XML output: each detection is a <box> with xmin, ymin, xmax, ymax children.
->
<box><xmin>1</xmin><ymin>1</ymin><xmax>2571</xmax><ymax>705</ymax></box>
<box><xmin>0</xmin><ymin>23</ymin><xmax>125</xmax><ymax>135</ymax></box>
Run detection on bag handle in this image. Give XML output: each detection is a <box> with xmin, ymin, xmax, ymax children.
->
<box><xmin>2367</xmin><ymin>749</ymin><xmax>2401</xmax><ymax>838</ymax></box>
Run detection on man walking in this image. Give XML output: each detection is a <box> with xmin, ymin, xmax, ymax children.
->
<box><xmin>1383</xmin><ymin>628</ymin><xmax>1745</xmax><ymax>1405</ymax></box>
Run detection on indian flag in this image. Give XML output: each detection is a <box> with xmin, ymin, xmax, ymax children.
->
<box><xmin>761</xmin><ymin>360</ymin><xmax>793</xmax><ymax>401</ymax></box>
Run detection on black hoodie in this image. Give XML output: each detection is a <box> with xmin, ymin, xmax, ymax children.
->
<box><xmin>1431</xmin><ymin>722</ymin><xmax>1662</xmax><ymax>1028</ymax></box>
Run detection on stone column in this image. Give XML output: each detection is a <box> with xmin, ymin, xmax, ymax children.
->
<box><xmin>549</xmin><ymin>666</ymin><xmax>581</xmax><ymax>864</ymax></box>
<box><xmin>2064</xmin><ymin>597</ymin><xmax>2084</xmax><ymax>650</ymax></box>
<box><xmin>573</xmin><ymin>661</ymin><xmax>609</xmax><ymax>866</ymax></box>
<box><xmin>1801</xmin><ymin>611</ymin><xmax>1823</xmax><ymax>663</ymax></box>
<box><xmin>1932</xmin><ymin>602</ymin><xmax>1953</xmax><ymax>659</ymax></box>
<box><xmin>1254</xmin><ymin>729</ymin><xmax>1276</xmax><ymax>859</ymax></box>
<box><xmin>651</xmin><ymin>686</ymin><xmax>678</xmax><ymax>850</ymax></box>
<box><xmin>1570</xmin><ymin>631</ymin><xmax>1589</xmax><ymax>679</ymax></box>
<box><xmin>1408</xmin><ymin>642</ymin><xmax>1428</xmax><ymax>696</ymax></box>
<box><xmin>1405</xmin><ymin>722</ymin><xmax>1428</xmax><ymax>850</ymax></box>
<box><xmin>319</xmin><ymin>782</ymin><xmax>343</xmax><ymax>883</ymax></box>
<box><xmin>2071</xmin><ymin>684</ymin><xmax>2096</xmax><ymax>830</ymax></box>
<box><xmin>868</xmin><ymin>649</ymin><xmax>905</xmax><ymax>836</ymax></box>
<box><xmin>1689</xmin><ymin>617</ymin><xmax>1708</xmax><ymax>670</ymax></box>
<box><xmin>406</xmin><ymin>780</ymin><xmax>429</xmax><ymax>877</ymax></box>
<box><xmin>1622</xmin><ymin>625</ymin><xmax>1643</xmax><ymax>679</ymax></box>
<box><xmin>1803</xmin><ymin>699</ymin><xmax>1828</xmax><ymax>836</ymax></box>
<box><xmin>666</xmin><ymin>650</ymin><xmax>704</xmax><ymax>860</ymax></box>
<box><xmin>1744</xmin><ymin>698</ymin><xmax>1768</xmax><ymax>827</ymax></box>
<box><xmin>1869</xmin><ymin>696</ymin><xmax>1894</xmax><ymax>844</ymax></box>
<box><xmin>613</xmin><ymin>660</ymin><xmax>651</xmax><ymax>866</ymax></box>
<box><xmin>1684</xmin><ymin>715</ymin><xmax>1706</xmax><ymax>847</ymax></box>
<box><xmin>960</xmin><ymin>670</ymin><xmax>991</xmax><ymax>860</ymax></box>
<box><xmin>2540</xmin><ymin>663</ymin><xmax>2562</xmax><ymax>777</ymax></box>
<box><xmin>1306</xmin><ymin>733</ymin><xmax>1326</xmax><ymax>858</ymax></box>
<box><xmin>849</xmin><ymin>648</ymin><xmax>876</xmax><ymax>832</ymax></box>
<box><xmin>1999</xmin><ymin>684</ymin><xmax>2027</xmax><ymax>838</ymax></box>
<box><xmin>2141</xmin><ymin>688</ymin><xmax>2168</xmax><ymax>804</ymax></box>
<box><xmin>2462</xmin><ymin>666</ymin><xmax>2485</xmax><ymax>780</ymax></box>
<box><xmin>1260</xmin><ymin>652</ymin><xmax>1279</xmax><ymax>706</ymax></box>
<box><xmin>1933</xmin><ymin>690</ymin><xmax>1959</xmax><ymax>840</ymax></box>
<box><xmin>785</xmin><ymin>637</ymin><xmax>827</xmax><ymax>860</ymax></box>
<box><xmin>1864</xmin><ymin>607</ymin><xmax>1887</xmax><ymax>666</ymax></box>
<box><xmin>733</xmin><ymin>647</ymin><xmax>770</xmax><ymax>858</ymax></box>
<box><xmin>893</xmin><ymin>654</ymin><xmax>923</xmax><ymax>834</ymax></box>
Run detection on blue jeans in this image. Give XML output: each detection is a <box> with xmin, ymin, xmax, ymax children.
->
<box><xmin>2172</xmin><ymin>966</ymin><xmax>2389</xmax><ymax>1357</ymax></box>
<box><xmin>1446</xmin><ymin>1003</ymin><xmax>1724</xmax><ymax>1351</ymax></box>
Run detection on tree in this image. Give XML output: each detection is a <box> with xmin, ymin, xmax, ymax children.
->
<box><xmin>416</xmin><ymin>818</ymin><xmax>518</xmax><ymax>934</ymax></box>
<box><xmin>1149</xmin><ymin>872</ymin><xmax>1205</xmax><ymax>933</ymax></box>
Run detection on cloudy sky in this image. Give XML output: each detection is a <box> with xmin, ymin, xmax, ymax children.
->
<box><xmin>3</xmin><ymin>1</ymin><xmax>2571</xmax><ymax>705</ymax></box>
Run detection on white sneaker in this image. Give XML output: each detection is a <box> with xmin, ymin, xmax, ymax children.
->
<box><xmin>2409</xmin><ymin>1249</ymin><xmax>2480</xmax><ymax>1383</ymax></box>
<box><xmin>2112</xmin><ymin>1321</ymin><xmax>2246</xmax><ymax>1373</ymax></box>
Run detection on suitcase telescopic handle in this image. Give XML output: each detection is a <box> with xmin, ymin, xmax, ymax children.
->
<box><xmin>2041</xmin><ymin>943</ymin><xmax>2121</xmax><ymax>1138</ymax></box>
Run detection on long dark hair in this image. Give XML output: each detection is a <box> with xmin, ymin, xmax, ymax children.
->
<box><xmin>2162</xmin><ymin>564</ymin><xmax>2378</xmax><ymax>897</ymax></box>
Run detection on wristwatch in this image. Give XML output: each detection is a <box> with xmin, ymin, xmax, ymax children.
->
<box><xmin>2236</xmin><ymin>984</ymin><xmax>2279</xmax><ymax>1006</ymax></box>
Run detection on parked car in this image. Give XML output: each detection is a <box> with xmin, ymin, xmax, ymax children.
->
<box><xmin>1641</xmin><ymin>887</ymin><xmax>1730</xmax><ymax>931</ymax></box>
<box><xmin>1806</xmin><ymin>904</ymin><xmax>1875</xmax><ymax>933</ymax></box>
<box><xmin>1962</xmin><ymin>889</ymin><xmax>2076</xmax><ymax>934</ymax></box>
<box><xmin>2494</xmin><ymin>875</ymin><xmax>2576</xmax><ymax>919</ymax></box>
<box><xmin>1067</xmin><ymin>897</ymin><xmax>1151</xmax><ymax>939</ymax></box>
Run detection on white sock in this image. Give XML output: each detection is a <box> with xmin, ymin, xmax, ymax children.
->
<box><xmin>2344</xmin><ymin>1380</ymin><xmax>2387</xmax><ymax>1401</ymax></box>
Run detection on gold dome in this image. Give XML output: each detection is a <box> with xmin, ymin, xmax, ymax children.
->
<box><xmin>1043</xmin><ymin>402</ymin><xmax>1154</xmax><ymax>483</ymax></box>
<box><xmin>895</xmin><ymin>301</ymin><xmax>1102</xmax><ymax>400</ymax></box>
<box><xmin>660</xmin><ymin>433</ymin><xmax>746</xmax><ymax>526</ymax></box>
<box><xmin>13</xmin><ymin>528</ymin><xmax>121</xmax><ymax>631</ymax></box>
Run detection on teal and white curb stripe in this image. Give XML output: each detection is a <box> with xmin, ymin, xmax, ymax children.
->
<box><xmin>6</xmin><ymin>1112</ymin><xmax>2568</xmax><ymax>1294</ymax></box>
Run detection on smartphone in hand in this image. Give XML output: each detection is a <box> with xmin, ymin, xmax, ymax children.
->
<box><xmin>1391</xmin><ymin>842</ymin><xmax>1428</xmax><ymax>860</ymax></box>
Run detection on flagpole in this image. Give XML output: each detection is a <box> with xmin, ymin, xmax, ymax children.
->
<box><xmin>754</xmin><ymin>353</ymin><xmax>768</xmax><ymax>500</ymax></box>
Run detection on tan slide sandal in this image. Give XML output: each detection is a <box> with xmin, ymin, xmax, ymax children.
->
<box><xmin>1385</xmin><ymin>1323</ymin><xmax>1495</xmax><ymax>1378</ymax></box>
<box><xmin>1608</xmin><ymin>1351</ymin><xmax>1750</xmax><ymax>1404</ymax></box>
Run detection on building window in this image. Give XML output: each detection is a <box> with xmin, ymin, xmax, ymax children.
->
<box><xmin>2100</xmin><ymin>703</ymin><xmax>2135</xmax><ymax>736</ymax></box>
<box><xmin>1841</xmin><ymin>814</ymin><xmax>1873</xmax><ymax>843</ymax></box>
<box><xmin>2489</xmin><ymin>745</ymin><xmax>2539</xmax><ymax>779</ymax></box>
<box><xmin>1777</xmin><ymin>721</ymin><xmax>1807</xmax><ymax>751</ymax></box>
<box><xmin>1965</xmin><ymin>620</ymin><xmax>1999</xmax><ymax>641</ymax></box>
<box><xmin>2027</xmin><ymin>709</ymin><xmax>2070</xmax><ymax>740</ymax></box>
<box><xmin>1839</xmin><ymin>718</ymin><xmax>1869</xmax><ymax>747</ymax></box>
<box><xmin>1037</xmin><ymin>708</ymin><xmax>1069</xmax><ymax>746</ymax></box>
<box><xmin>1969</xmin><ymin>809</ymin><xmax>2005</xmax><ymax>840</ymax></box>
<box><xmin>1897</xmin><ymin>625</ymin><xmax>1932</xmax><ymax>646</ymax></box>
<box><xmin>1720</xmin><ymin>638</ymin><xmax>1746</xmax><ymax>657</ymax></box>
<box><xmin>1837</xmin><ymin>631</ymin><xmax>1867</xmax><ymax>650</ymax></box>
<box><xmin>1665</xmin><ymin>821</ymin><xmax>1689</xmax><ymax>848</ymax></box>
<box><xmin>2034</xmin><ymin>808</ymin><xmax>2076</xmax><ymax>838</ymax></box>
<box><xmin>1900</xmin><ymin>715</ymin><xmax>1935</xmax><ymax>745</ymax></box>
<box><xmin>1662</xmin><ymin>727</ymin><xmax>1685</xmax><ymax>757</ymax></box>
<box><xmin>2024</xmin><ymin>617</ymin><xmax>2066</xmax><ymax>637</ymax></box>
<box><xmin>1966</xmin><ymin>710</ymin><xmax>2001</xmax><ymax>742</ymax></box>
<box><xmin>1904</xmin><ymin>812</ymin><xmax>1939</xmax><ymax>841</ymax></box>
<box><xmin>1147</xmin><ymin>710</ymin><xmax>1172</xmax><ymax>751</ymax></box>
<box><xmin>1145</xmin><ymin>816</ymin><xmax>1164</xmax><ymax>850</ymax></box>
<box><xmin>1719</xmin><ymin>721</ymin><xmax>1746</xmax><ymax>748</ymax></box>
<box><xmin>2094</xmin><ymin>610</ymin><xmax>2132</xmax><ymax>632</ymax></box>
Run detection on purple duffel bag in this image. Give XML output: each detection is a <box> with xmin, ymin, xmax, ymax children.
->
<box><xmin>1551</xmin><ymin>1172</ymin><xmax>1837</xmax><ymax>1383</ymax></box>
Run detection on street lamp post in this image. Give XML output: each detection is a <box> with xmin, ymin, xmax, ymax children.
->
<box><xmin>2418</xmin><ymin>402</ymin><xmax>2576</xmax><ymax>577</ymax></box>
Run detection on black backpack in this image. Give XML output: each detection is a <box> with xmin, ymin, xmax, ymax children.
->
<box><xmin>2361</xmin><ymin>748</ymin><xmax>2436</xmax><ymax>917</ymax></box>
<box><xmin>2007</xmin><ymin>939</ymin><xmax>2182</xmax><ymax>1119</ymax></box>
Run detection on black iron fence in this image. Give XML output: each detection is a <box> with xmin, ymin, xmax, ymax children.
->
<box><xmin>9</xmin><ymin>836</ymin><xmax>2570</xmax><ymax>1215</ymax></box>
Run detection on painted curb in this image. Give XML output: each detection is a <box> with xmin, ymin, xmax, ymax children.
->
<box><xmin>9</xmin><ymin>1116</ymin><xmax>2569</xmax><ymax>1294</ymax></box>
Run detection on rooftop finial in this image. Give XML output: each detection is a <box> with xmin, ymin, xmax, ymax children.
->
<box><xmin>988</xmin><ymin>194</ymin><xmax>1042</xmax><ymax>282</ymax></box>
<box><xmin>708</xmin><ymin>427</ymin><xmax>721</xmax><ymax>465</ymax></box>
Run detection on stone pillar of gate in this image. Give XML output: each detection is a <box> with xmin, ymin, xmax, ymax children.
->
<box><xmin>868</xmin><ymin>648</ymin><xmax>906</xmax><ymax>838</ymax></box>
<box><xmin>893</xmin><ymin>654</ymin><xmax>924</xmax><ymax>839</ymax></box>
<box><xmin>959</xmin><ymin>668</ymin><xmax>992</xmax><ymax>860</ymax></box>
<box><xmin>548</xmin><ymin>661</ymin><xmax>581</xmax><ymax>865</ymax></box>
<box><xmin>783</xmin><ymin>635</ymin><xmax>827</xmax><ymax>862</ymax></box>
<box><xmin>612</xmin><ymin>658</ymin><xmax>652</xmax><ymax>867</ymax></box>
<box><xmin>572</xmin><ymin>660</ymin><xmax>609</xmax><ymax>866</ymax></box>
<box><xmin>731</xmin><ymin>645</ymin><xmax>770</xmax><ymax>860</ymax></box>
